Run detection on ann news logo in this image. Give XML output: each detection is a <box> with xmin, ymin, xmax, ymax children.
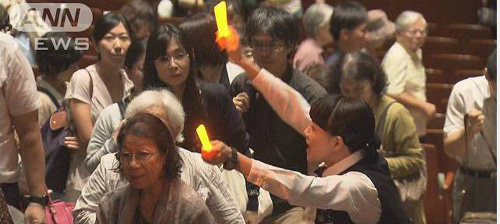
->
<box><xmin>10</xmin><ymin>3</ymin><xmax>93</xmax><ymax>51</ymax></box>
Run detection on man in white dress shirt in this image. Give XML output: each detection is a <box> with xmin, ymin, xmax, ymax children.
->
<box><xmin>444</xmin><ymin>50</ymin><xmax>496</xmax><ymax>222</ymax></box>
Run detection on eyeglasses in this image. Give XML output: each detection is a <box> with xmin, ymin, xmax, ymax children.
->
<box><xmin>119</xmin><ymin>151</ymin><xmax>155</xmax><ymax>164</ymax></box>
<box><xmin>250</xmin><ymin>41</ymin><xmax>284</xmax><ymax>52</ymax></box>
<box><xmin>157</xmin><ymin>52</ymin><xmax>189</xmax><ymax>63</ymax></box>
<box><xmin>405</xmin><ymin>28</ymin><xmax>428</xmax><ymax>36</ymax></box>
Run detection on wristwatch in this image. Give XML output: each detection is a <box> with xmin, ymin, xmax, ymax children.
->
<box><xmin>28</xmin><ymin>195</ymin><xmax>48</xmax><ymax>206</ymax></box>
<box><xmin>223</xmin><ymin>147</ymin><xmax>238</xmax><ymax>170</ymax></box>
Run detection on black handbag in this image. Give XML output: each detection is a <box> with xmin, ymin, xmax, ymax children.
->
<box><xmin>42</xmin><ymin>69</ymin><xmax>93</xmax><ymax>193</ymax></box>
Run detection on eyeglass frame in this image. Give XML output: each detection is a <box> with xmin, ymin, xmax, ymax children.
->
<box><xmin>405</xmin><ymin>28</ymin><xmax>428</xmax><ymax>36</ymax></box>
<box><xmin>249</xmin><ymin>40</ymin><xmax>286</xmax><ymax>53</ymax></box>
<box><xmin>156</xmin><ymin>52</ymin><xmax>190</xmax><ymax>64</ymax></box>
<box><xmin>119</xmin><ymin>151</ymin><xmax>157</xmax><ymax>165</ymax></box>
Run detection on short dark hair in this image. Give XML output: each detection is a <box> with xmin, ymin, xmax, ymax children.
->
<box><xmin>487</xmin><ymin>49</ymin><xmax>496</xmax><ymax>81</ymax></box>
<box><xmin>93</xmin><ymin>12</ymin><xmax>132</xmax><ymax>44</ymax></box>
<box><xmin>119</xmin><ymin>0</ymin><xmax>156</xmax><ymax>39</ymax></box>
<box><xmin>124</xmin><ymin>40</ymin><xmax>147</xmax><ymax>70</ymax></box>
<box><xmin>310</xmin><ymin>95</ymin><xmax>379</xmax><ymax>156</ymax></box>
<box><xmin>179</xmin><ymin>13</ymin><xmax>227</xmax><ymax>66</ymax></box>
<box><xmin>116</xmin><ymin>113</ymin><xmax>182</xmax><ymax>181</ymax></box>
<box><xmin>246</xmin><ymin>7</ymin><xmax>299</xmax><ymax>47</ymax></box>
<box><xmin>330</xmin><ymin>1</ymin><xmax>367</xmax><ymax>41</ymax></box>
<box><xmin>35</xmin><ymin>32</ymin><xmax>83</xmax><ymax>76</ymax></box>
<box><xmin>329</xmin><ymin>51</ymin><xmax>387</xmax><ymax>96</ymax></box>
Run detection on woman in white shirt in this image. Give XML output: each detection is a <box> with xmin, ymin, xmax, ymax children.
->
<box><xmin>203</xmin><ymin>93</ymin><xmax>410</xmax><ymax>223</ymax></box>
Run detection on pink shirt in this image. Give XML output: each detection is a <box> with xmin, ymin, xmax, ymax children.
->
<box><xmin>293</xmin><ymin>38</ymin><xmax>325</xmax><ymax>72</ymax></box>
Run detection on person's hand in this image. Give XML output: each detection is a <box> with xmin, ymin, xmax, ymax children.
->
<box><xmin>423</xmin><ymin>102</ymin><xmax>436</xmax><ymax>120</ymax></box>
<box><xmin>233</xmin><ymin>92</ymin><xmax>250</xmax><ymax>113</ymax></box>
<box><xmin>24</xmin><ymin>202</ymin><xmax>45</xmax><ymax>224</ymax></box>
<box><xmin>201</xmin><ymin>140</ymin><xmax>232</xmax><ymax>165</ymax></box>
<box><xmin>466</xmin><ymin>108</ymin><xmax>485</xmax><ymax>136</ymax></box>
<box><xmin>244</xmin><ymin>211</ymin><xmax>259</xmax><ymax>224</ymax></box>
<box><xmin>64</xmin><ymin>136</ymin><xmax>80</xmax><ymax>150</ymax></box>
<box><xmin>226</xmin><ymin>43</ymin><xmax>245</xmax><ymax>66</ymax></box>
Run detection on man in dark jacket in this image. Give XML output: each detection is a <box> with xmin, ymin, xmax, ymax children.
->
<box><xmin>230</xmin><ymin>7</ymin><xmax>326</xmax><ymax>223</ymax></box>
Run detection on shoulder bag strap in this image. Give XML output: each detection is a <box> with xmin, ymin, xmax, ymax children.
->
<box><xmin>37</xmin><ymin>87</ymin><xmax>61</xmax><ymax>109</ymax></box>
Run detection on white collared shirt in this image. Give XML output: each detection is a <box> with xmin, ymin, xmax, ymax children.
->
<box><xmin>248</xmin><ymin>150</ymin><xmax>382</xmax><ymax>224</ymax></box>
<box><xmin>444</xmin><ymin>75</ymin><xmax>496</xmax><ymax>170</ymax></box>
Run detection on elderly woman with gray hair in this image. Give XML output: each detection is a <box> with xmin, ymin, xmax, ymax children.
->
<box><xmin>382</xmin><ymin>11</ymin><xmax>436</xmax><ymax>142</ymax></box>
<box><xmin>96</xmin><ymin>92</ymin><xmax>215</xmax><ymax>223</ymax></box>
<box><xmin>74</xmin><ymin>89</ymin><xmax>245</xmax><ymax>223</ymax></box>
<box><xmin>293</xmin><ymin>3</ymin><xmax>334</xmax><ymax>72</ymax></box>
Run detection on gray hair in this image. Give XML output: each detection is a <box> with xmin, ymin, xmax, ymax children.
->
<box><xmin>395</xmin><ymin>11</ymin><xmax>426</xmax><ymax>31</ymax></box>
<box><xmin>125</xmin><ymin>89</ymin><xmax>185</xmax><ymax>143</ymax></box>
<box><xmin>303</xmin><ymin>3</ymin><xmax>334</xmax><ymax>37</ymax></box>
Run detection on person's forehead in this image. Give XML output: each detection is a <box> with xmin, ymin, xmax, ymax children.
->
<box><xmin>107</xmin><ymin>23</ymin><xmax>128</xmax><ymax>35</ymax></box>
<box><xmin>408</xmin><ymin>18</ymin><xmax>427</xmax><ymax>28</ymax></box>
<box><xmin>252</xmin><ymin>32</ymin><xmax>282</xmax><ymax>43</ymax></box>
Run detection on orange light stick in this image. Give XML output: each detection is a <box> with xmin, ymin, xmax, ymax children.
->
<box><xmin>214</xmin><ymin>1</ymin><xmax>239</xmax><ymax>51</ymax></box>
<box><xmin>196</xmin><ymin>124</ymin><xmax>212</xmax><ymax>154</ymax></box>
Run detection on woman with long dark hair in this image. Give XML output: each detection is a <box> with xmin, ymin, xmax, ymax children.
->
<box><xmin>142</xmin><ymin>23</ymin><xmax>249</xmax><ymax>153</ymax></box>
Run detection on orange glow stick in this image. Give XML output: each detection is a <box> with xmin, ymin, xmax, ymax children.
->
<box><xmin>214</xmin><ymin>1</ymin><xmax>229</xmax><ymax>37</ymax></box>
<box><xmin>196</xmin><ymin>124</ymin><xmax>212</xmax><ymax>154</ymax></box>
<box><xmin>214</xmin><ymin>1</ymin><xmax>239</xmax><ymax>51</ymax></box>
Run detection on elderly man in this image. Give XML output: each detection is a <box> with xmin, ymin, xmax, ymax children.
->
<box><xmin>382</xmin><ymin>11</ymin><xmax>436</xmax><ymax>142</ymax></box>
<box><xmin>444</xmin><ymin>50</ymin><xmax>496</xmax><ymax>222</ymax></box>
<box><xmin>73</xmin><ymin>89</ymin><xmax>245</xmax><ymax>224</ymax></box>
<box><xmin>293</xmin><ymin>3</ymin><xmax>334</xmax><ymax>72</ymax></box>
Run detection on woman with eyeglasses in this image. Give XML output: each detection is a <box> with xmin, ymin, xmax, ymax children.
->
<box><xmin>381</xmin><ymin>11</ymin><xmax>435</xmax><ymax>143</ymax></box>
<box><xmin>96</xmin><ymin>112</ymin><xmax>215</xmax><ymax>224</ymax></box>
<box><xmin>143</xmin><ymin>23</ymin><xmax>250</xmax><ymax>156</ymax></box>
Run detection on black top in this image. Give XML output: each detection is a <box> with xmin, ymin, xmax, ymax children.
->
<box><xmin>316</xmin><ymin>153</ymin><xmax>411</xmax><ymax>224</ymax></box>
<box><xmin>179</xmin><ymin>83</ymin><xmax>250</xmax><ymax>154</ymax></box>
<box><xmin>230</xmin><ymin>65</ymin><xmax>326</xmax><ymax>215</ymax></box>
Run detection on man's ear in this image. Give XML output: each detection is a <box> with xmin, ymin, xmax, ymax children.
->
<box><xmin>340</xmin><ymin>29</ymin><xmax>349</xmax><ymax>41</ymax></box>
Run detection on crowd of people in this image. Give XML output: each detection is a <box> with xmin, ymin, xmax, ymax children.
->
<box><xmin>0</xmin><ymin>0</ymin><xmax>496</xmax><ymax>223</ymax></box>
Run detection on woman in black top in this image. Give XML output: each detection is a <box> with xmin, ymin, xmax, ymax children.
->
<box><xmin>143</xmin><ymin>23</ymin><xmax>250</xmax><ymax>154</ymax></box>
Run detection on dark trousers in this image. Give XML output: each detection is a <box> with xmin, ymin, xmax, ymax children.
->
<box><xmin>1</xmin><ymin>182</ymin><xmax>23</xmax><ymax>211</ymax></box>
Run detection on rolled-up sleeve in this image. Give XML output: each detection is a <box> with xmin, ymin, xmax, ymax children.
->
<box><xmin>247</xmin><ymin>159</ymin><xmax>381</xmax><ymax>224</ymax></box>
<box><xmin>382</xmin><ymin>50</ymin><xmax>408</xmax><ymax>96</ymax></box>
<box><xmin>5</xmin><ymin>42</ymin><xmax>40</xmax><ymax>115</ymax></box>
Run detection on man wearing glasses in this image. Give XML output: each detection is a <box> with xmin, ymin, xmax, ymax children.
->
<box><xmin>382</xmin><ymin>11</ymin><xmax>436</xmax><ymax>143</ymax></box>
<box><xmin>230</xmin><ymin>7</ymin><xmax>326</xmax><ymax>224</ymax></box>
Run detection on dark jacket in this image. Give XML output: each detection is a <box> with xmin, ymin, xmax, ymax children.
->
<box><xmin>230</xmin><ymin>65</ymin><xmax>326</xmax><ymax>215</ymax></box>
<box><xmin>316</xmin><ymin>153</ymin><xmax>410</xmax><ymax>224</ymax></box>
<box><xmin>180</xmin><ymin>83</ymin><xmax>250</xmax><ymax>154</ymax></box>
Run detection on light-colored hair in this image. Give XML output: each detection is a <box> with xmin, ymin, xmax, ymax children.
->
<box><xmin>303</xmin><ymin>3</ymin><xmax>334</xmax><ymax>37</ymax></box>
<box><xmin>125</xmin><ymin>89</ymin><xmax>185</xmax><ymax>143</ymax></box>
<box><xmin>395</xmin><ymin>11</ymin><xmax>426</xmax><ymax>31</ymax></box>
